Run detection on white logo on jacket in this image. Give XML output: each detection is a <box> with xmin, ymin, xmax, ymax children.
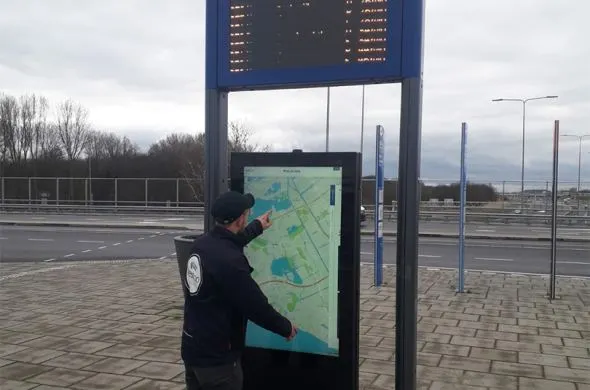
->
<box><xmin>186</xmin><ymin>254</ymin><xmax>203</xmax><ymax>295</ymax></box>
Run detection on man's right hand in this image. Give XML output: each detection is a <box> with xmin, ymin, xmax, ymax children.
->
<box><xmin>286</xmin><ymin>323</ymin><xmax>298</xmax><ymax>341</ymax></box>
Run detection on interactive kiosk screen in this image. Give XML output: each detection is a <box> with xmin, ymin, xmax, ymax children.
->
<box><xmin>230</xmin><ymin>152</ymin><xmax>361</xmax><ymax>390</ymax></box>
<box><xmin>243</xmin><ymin>166</ymin><xmax>342</xmax><ymax>356</ymax></box>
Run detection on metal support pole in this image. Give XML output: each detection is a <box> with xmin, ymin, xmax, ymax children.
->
<box><xmin>360</xmin><ymin>85</ymin><xmax>366</xmax><ymax>155</ymax></box>
<box><xmin>205</xmin><ymin>89</ymin><xmax>229</xmax><ymax>232</ymax></box>
<box><xmin>145</xmin><ymin>178</ymin><xmax>148</xmax><ymax>207</ymax></box>
<box><xmin>325</xmin><ymin>87</ymin><xmax>331</xmax><ymax>152</ymax></box>
<box><xmin>176</xmin><ymin>178</ymin><xmax>180</xmax><ymax>208</ymax></box>
<box><xmin>521</xmin><ymin>101</ymin><xmax>526</xmax><ymax>211</ymax></box>
<box><xmin>549</xmin><ymin>120</ymin><xmax>559</xmax><ymax>300</ymax></box>
<box><xmin>457</xmin><ymin>122</ymin><xmax>467</xmax><ymax>293</ymax></box>
<box><xmin>28</xmin><ymin>177</ymin><xmax>31</xmax><ymax>205</ymax></box>
<box><xmin>115</xmin><ymin>178</ymin><xmax>118</xmax><ymax>207</ymax></box>
<box><xmin>204</xmin><ymin>0</ymin><xmax>229</xmax><ymax>232</ymax></box>
<box><xmin>56</xmin><ymin>178</ymin><xmax>59</xmax><ymax>206</ymax></box>
<box><xmin>395</xmin><ymin>76</ymin><xmax>422</xmax><ymax>390</ymax></box>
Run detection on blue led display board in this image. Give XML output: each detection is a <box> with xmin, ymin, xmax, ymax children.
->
<box><xmin>206</xmin><ymin>0</ymin><xmax>423</xmax><ymax>91</ymax></box>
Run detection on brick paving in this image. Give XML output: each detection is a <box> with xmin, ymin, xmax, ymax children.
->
<box><xmin>0</xmin><ymin>259</ymin><xmax>588</xmax><ymax>389</ymax></box>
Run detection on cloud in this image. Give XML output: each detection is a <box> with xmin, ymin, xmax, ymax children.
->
<box><xmin>0</xmin><ymin>0</ymin><xmax>588</xmax><ymax>187</ymax></box>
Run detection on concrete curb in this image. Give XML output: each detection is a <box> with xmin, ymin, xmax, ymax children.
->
<box><xmin>1</xmin><ymin>220</ymin><xmax>588</xmax><ymax>243</ymax></box>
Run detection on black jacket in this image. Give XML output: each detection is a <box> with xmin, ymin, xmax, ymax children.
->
<box><xmin>181</xmin><ymin>220</ymin><xmax>293</xmax><ymax>367</ymax></box>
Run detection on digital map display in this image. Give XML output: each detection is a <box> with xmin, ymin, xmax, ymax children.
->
<box><xmin>243</xmin><ymin>166</ymin><xmax>342</xmax><ymax>357</ymax></box>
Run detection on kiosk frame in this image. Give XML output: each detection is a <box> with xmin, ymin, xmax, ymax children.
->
<box><xmin>230</xmin><ymin>151</ymin><xmax>362</xmax><ymax>390</ymax></box>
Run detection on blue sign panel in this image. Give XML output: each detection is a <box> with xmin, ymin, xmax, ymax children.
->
<box><xmin>207</xmin><ymin>0</ymin><xmax>423</xmax><ymax>91</ymax></box>
<box><xmin>374</xmin><ymin>126</ymin><xmax>385</xmax><ymax>286</ymax></box>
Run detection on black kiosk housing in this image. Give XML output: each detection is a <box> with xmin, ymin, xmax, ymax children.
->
<box><xmin>230</xmin><ymin>151</ymin><xmax>362</xmax><ymax>390</ymax></box>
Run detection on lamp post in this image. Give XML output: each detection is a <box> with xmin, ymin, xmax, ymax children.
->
<box><xmin>492</xmin><ymin>95</ymin><xmax>558</xmax><ymax>210</ymax></box>
<box><xmin>560</xmin><ymin>134</ymin><xmax>590</xmax><ymax>192</ymax></box>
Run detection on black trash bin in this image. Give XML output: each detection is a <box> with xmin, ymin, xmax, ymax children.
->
<box><xmin>174</xmin><ymin>234</ymin><xmax>201</xmax><ymax>298</ymax></box>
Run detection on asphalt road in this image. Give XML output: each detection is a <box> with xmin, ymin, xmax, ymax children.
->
<box><xmin>1</xmin><ymin>226</ymin><xmax>588</xmax><ymax>277</ymax></box>
<box><xmin>1</xmin><ymin>212</ymin><xmax>589</xmax><ymax>240</ymax></box>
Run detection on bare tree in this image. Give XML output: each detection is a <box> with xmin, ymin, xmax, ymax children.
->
<box><xmin>229</xmin><ymin>121</ymin><xmax>270</xmax><ymax>153</ymax></box>
<box><xmin>0</xmin><ymin>94</ymin><xmax>25</xmax><ymax>164</ymax></box>
<box><xmin>39</xmin><ymin>123</ymin><xmax>64</xmax><ymax>160</ymax></box>
<box><xmin>25</xmin><ymin>94</ymin><xmax>49</xmax><ymax>163</ymax></box>
<box><xmin>56</xmin><ymin>99</ymin><xmax>90</xmax><ymax>161</ymax></box>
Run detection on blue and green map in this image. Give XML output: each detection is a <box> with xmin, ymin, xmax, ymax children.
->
<box><xmin>243</xmin><ymin>166</ymin><xmax>342</xmax><ymax>357</ymax></box>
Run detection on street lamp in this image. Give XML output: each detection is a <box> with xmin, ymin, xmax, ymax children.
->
<box><xmin>492</xmin><ymin>95</ymin><xmax>559</xmax><ymax>209</ymax></box>
<box><xmin>561</xmin><ymin>133</ymin><xmax>590</xmax><ymax>192</ymax></box>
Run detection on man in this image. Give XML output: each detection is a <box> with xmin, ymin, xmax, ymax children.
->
<box><xmin>182</xmin><ymin>190</ymin><xmax>298</xmax><ymax>390</ymax></box>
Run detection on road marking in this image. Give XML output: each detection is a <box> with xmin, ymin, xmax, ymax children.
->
<box><xmin>43</xmin><ymin>258</ymin><xmax>55</xmax><ymax>262</ymax></box>
<box><xmin>86</xmin><ymin>218</ymin><xmax>103</xmax><ymax>221</ymax></box>
<box><xmin>126</xmin><ymin>240</ymin><xmax>133</xmax><ymax>243</ymax></box>
<box><xmin>28</xmin><ymin>238</ymin><xmax>54</xmax><ymax>242</ymax></box>
<box><xmin>150</xmin><ymin>235</ymin><xmax>157</xmax><ymax>238</ymax></box>
<box><xmin>170</xmin><ymin>252</ymin><xmax>176</xmax><ymax>256</ymax></box>
<box><xmin>475</xmin><ymin>257</ymin><xmax>513</xmax><ymax>262</ymax></box>
<box><xmin>82</xmin><ymin>249</ymin><xmax>92</xmax><ymax>253</ymax></box>
<box><xmin>560</xmin><ymin>261</ymin><xmax>590</xmax><ymax>265</ymax></box>
<box><xmin>77</xmin><ymin>240</ymin><xmax>104</xmax><ymax>244</ymax></box>
<box><xmin>426</xmin><ymin>267</ymin><xmax>440</xmax><ymax>271</ymax></box>
<box><xmin>159</xmin><ymin>255</ymin><xmax>167</xmax><ymax>260</ymax></box>
<box><xmin>138</xmin><ymin>237</ymin><xmax>144</xmax><ymax>240</ymax></box>
<box><xmin>64</xmin><ymin>253</ymin><xmax>75</xmax><ymax>258</ymax></box>
<box><xmin>476</xmin><ymin>229</ymin><xmax>496</xmax><ymax>233</ymax></box>
<box><xmin>32</xmin><ymin>217</ymin><xmax>46</xmax><ymax>220</ymax></box>
<box><xmin>98</xmin><ymin>246</ymin><xmax>107</xmax><ymax>250</ymax></box>
<box><xmin>0</xmin><ymin>237</ymin><xmax>6</xmax><ymax>240</ymax></box>
<box><xmin>419</xmin><ymin>254</ymin><xmax>442</xmax><ymax>258</ymax></box>
<box><xmin>113</xmin><ymin>243</ymin><xmax>120</xmax><ymax>246</ymax></box>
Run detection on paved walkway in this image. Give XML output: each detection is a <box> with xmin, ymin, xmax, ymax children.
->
<box><xmin>0</xmin><ymin>260</ymin><xmax>588</xmax><ymax>389</ymax></box>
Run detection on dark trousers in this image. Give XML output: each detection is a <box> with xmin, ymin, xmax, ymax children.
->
<box><xmin>185</xmin><ymin>359</ymin><xmax>243</xmax><ymax>390</ymax></box>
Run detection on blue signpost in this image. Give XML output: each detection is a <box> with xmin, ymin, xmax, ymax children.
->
<box><xmin>374</xmin><ymin>125</ymin><xmax>385</xmax><ymax>287</ymax></box>
<box><xmin>457</xmin><ymin>123</ymin><xmax>468</xmax><ymax>293</ymax></box>
<box><xmin>205</xmin><ymin>1</ymin><xmax>425</xmax><ymax>388</ymax></box>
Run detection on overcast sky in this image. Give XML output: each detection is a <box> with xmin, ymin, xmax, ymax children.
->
<box><xmin>1</xmin><ymin>0</ymin><xmax>588</xmax><ymax>188</ymax></box>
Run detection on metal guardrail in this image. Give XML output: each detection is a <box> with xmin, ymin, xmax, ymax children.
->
<box><xmin>0</xmin><ymin>202</ymin><xmax>588</xmax><ymax>226</ymax></box>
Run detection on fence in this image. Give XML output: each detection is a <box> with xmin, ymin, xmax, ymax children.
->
<box><xmin>0</xmin><ymin>176</ymin><xmax>588</xmax><ymax>211</ymax></box>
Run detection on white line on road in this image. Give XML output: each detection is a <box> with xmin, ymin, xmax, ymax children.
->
<box><xmin>150</xmin><ymin>235</ymin><xmax>157</xmax><ymax>238</ymax></box>
<box><xmin>126</xmin><ymin>240</ymin><xmax>133</xmax><ymax>243</ymax></box>
<box><xmin>64</xmin><ymin>253</ymin><xmax>75</xmax><ymax>258</ymax></box>
<box><xmin>43</xmin><ymin>258</ymin><xmax>55</xmax><ymax>262</ymax></box>
<box><xmin>419</xmin><ymin>254</ymin><xmax>442</xmax><ymax>258</ymax></box>
<box><xmin>170</xmin><ymin>252</ymin><xmax>176</xmax><ymax>256</ymax></box>
<box><xmin>138</xmin><ymin>237</ymin><xmax>144</xmax><ymax>240</ymax></box>
<box><xmin>560</xmin><ymin>261</ymin><xmax>590</xmax><ymax>265</ymax></box>
<box><xmin>476</xmin><ymin>229</ymin><xmax>496</xmax><ymax>233</ymax></box>
<box><xmin>113</xmin><ymin>243</ymin><xmax>120</xmax><ymax>246</ymax></box>
<box><xmin>82</xmin><ymin>249</ymin><xmax>92</xmax><ymax>253</ymax></box>
<box><xmin>98</xmin><ymin>246</ymin><xmax>107</xmax><ymax>250</ymax></box>
<box><xmin>77</xmin><ymin>240</ymin><xmax>104</xmax><ymax>244</ymax></box>
<box><xmin>159</xmin><ymin>255</ymin><xmax>167</xmax><ymax>260</ymax></box>
<box><xmin>28</xmin><ymin>238</ymin><xmax>54</xmax><ymax>242</ymax></box>
<box><xmin>474</xmin><ymin>257</ymin><xmax>513</xmax><ymax>262</ymax></box>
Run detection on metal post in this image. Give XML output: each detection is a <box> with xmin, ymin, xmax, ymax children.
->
<box><xmin>521</xmin><ymin>101</ymin><xmax>526</xmax><ymax>211</ymax></box>
<box><xmin>396</xmin><ymin>76</ymin><xmax>422</xmax><ymax>390</ymax></box>
<box><xmin>457</xmin><ymin>122</ymin><xmax>467</xmax><ymax>293</ymax></box>
<box><xmin>176</xmin><ymin>178</ymin><xmax>180</xmax><ymax>208</ymax></box>
<box><xmin>56</xmin><ymin>178</ymin><xmax>59</xmax><ymax>206</ymax></box>
<box><xmin>1</xmin><ymin>176</ymin><xmax>4</xmax><ymax>205</ymax></box>
<box><xmin>84</xmin><ymin>178</ymin><xmax>88</xmax><ymax>206</ymax></box>
<box><xmin>360</xmin><ymin>85</ymin><xmax>366</xmax><ymax>155</ymax></box>
<box><xmin>204</xmin><ymin>0</ymin><xmax>229</xmax><ymax>232</ymax></box>
<box><xmin>28</xmin><ymin>177</ymin><xmax>31</xmax><ymax>205</ymax></box>
<box><xmin>115</xmin><ymin>178</ymin><xmax>118</xmax><ymax>207</ymax></box>
<box><xmin>549</xmin><ymin>120</ymin><xmax>559</xmax><ymax>300</ymax></box>
<box><xmin>374</xmin><ymin>125</ymin><xmax>384</xmax><ymax>287</ymax></box>
<box><xmin>325</xmin><ymin>87</ymin><xmax>331</xmax><ymax>152</ymax></box>
<box><xmin>145</xmin><ymin>178</ymin><xmax>148</xmax><ymax>207</ymax></box>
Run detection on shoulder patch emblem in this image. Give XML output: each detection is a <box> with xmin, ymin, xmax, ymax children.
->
<box><xmin>186</xmin><ymin>254</ymin><xmax>203</xmax><ymax>295</ymax></box>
